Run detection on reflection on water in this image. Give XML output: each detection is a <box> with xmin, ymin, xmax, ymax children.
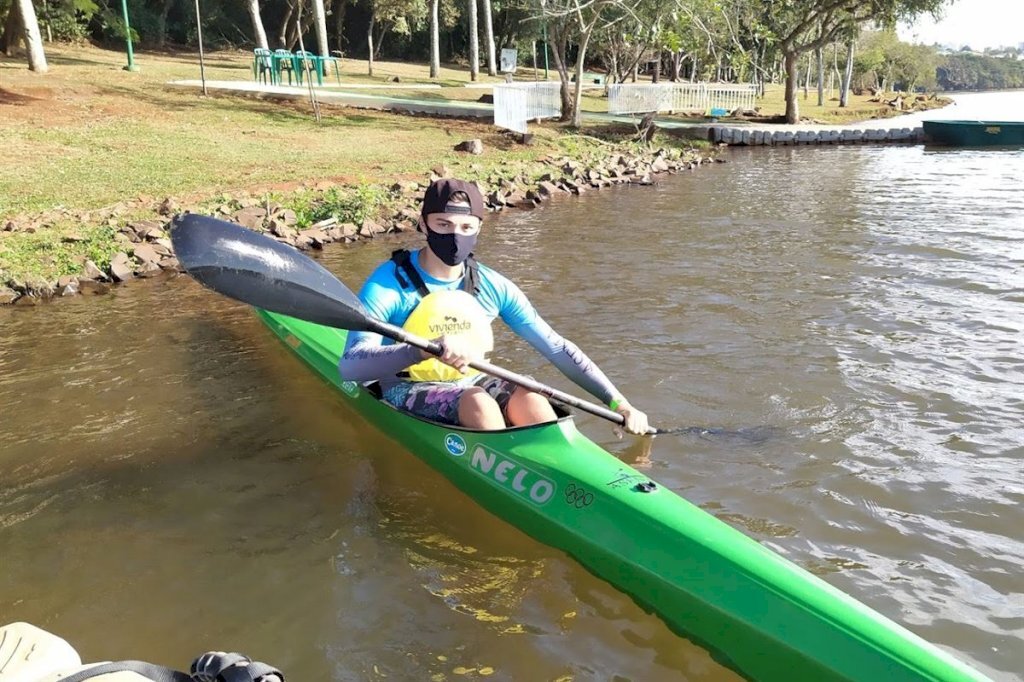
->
<box><xmin>2</xmin><ymin>93</ymin><xmax>1022</xmax><ymax>681</ymax></box>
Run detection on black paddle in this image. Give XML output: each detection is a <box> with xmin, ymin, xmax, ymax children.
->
<box><xmin>169</xmin><ymin>213</ymin><xmax>759</xmax><ymax>439</ymax></box>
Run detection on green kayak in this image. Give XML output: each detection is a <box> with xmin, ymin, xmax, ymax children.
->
<box><xmin>258</xmin><ymin>309</ymin><xmax>988</xmax><ymax>682</ymax></box>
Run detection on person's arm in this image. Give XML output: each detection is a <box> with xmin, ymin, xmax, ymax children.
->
<box><xmin>495</xmin><ymin>277</ymin><xmax>618</xmax><ymax>404</ymax></box>
<box><xmin>338</xmin><ymin>278</ymin><xmax>421</xmax><ymax>382</ymax></box>
<box><xmin>495</xmin><ymin>274</ymin><xmax>649</xmax><ymax>434</ymax></box>
<box><xmin>339</xmin><ymin>330</ymin><xmax>423</xmax><ymax>382</ymax></box>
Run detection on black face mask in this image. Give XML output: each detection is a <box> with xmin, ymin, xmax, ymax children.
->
<box><xmin>426</xmin><ymin>227</ymin><xmax>477</xmax><ymax>266</ymax></box>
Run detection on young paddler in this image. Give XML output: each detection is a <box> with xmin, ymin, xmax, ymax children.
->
<box><xmin>339</xmin><ymin>179</ymin><xmax>649</xmax><ymax>433</ymax></box>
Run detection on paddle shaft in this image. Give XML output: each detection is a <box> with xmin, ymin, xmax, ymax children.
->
<box><xmin>363</xmin><ymin>317</ymin><xmax>655</xmax><ymax>434</ymax></box>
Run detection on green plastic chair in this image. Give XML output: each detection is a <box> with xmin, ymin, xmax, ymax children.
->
<box><xmin>253</xmin><ymin>48</ymin><xmax>275</xmax><ymax>85</ymax></box>
<box><xmin>273</xmin><ymin>49</ymin><xmax>296</xmax><ymax>85</ymax></box>
<box><xmin>294</xmin><ymin>50</ymin><xmax>323</xmax><ymax>86</ymax></box>
<box><xmin>322</xmin><ymin>51</ymin><xmax>343</xmax><ymax>85</ymax></box>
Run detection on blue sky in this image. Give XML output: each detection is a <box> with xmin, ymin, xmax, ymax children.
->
<box><xmin>898</xmin><ymin>0</ymin><xmax>1024</xmax><ymax>50</ymax></box>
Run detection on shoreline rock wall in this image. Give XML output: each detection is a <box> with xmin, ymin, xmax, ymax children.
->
<box><xmin>0</xmin><ymin>146</ymin><xmax>715</xmax><ymax>308</ymax></box>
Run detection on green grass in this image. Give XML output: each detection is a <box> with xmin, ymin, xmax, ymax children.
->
<box><xmin>0</xmin><ymin>43</ymin><xmax>705</xmax><ymax>287</ymax></box>
<box><xmin>0</xmin><ymin>224</ymin><xmax>123</xmax><ymax>286</ymax></box>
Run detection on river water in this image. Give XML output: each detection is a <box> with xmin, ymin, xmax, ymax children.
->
<box><xmin>1</xmin><ymin>94</ymin><xmax>1022</xmax><ymax>681</ymax></box>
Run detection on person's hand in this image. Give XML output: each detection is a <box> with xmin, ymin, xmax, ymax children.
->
<box><xmin>423</xmin><ymin>335</ymin><xmax>483</xmax><ymax>373</ymax></box>
<box><xmin>614</xmin><ymin>398</ymin><xmax>650</xmax><ymax>436</ymax></box>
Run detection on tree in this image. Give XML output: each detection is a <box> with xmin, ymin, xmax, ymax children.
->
<box><xmin>540</xmin><ymin>0</ymin><xmax>645</xmax><ymax>127</ymax></box>
<box><xmin>429</xmin><ymin>0</ymin><xmax>439</xmax><ymax>76</ymax></box>
<box><xmin>467</xmin><ymin>0</ymin><xmax>478</xmax><ymax>81</ymax></box>
<box><xmin>839</xmin><ymin>41</ymin><xmax>854</xmax><ymax>106</ymax></box>
<box><xmin>312</xmin><ymin>0</ymin><xmax>329</xmax><ymax>55</ymax></box>
<box><xmin>13</xmin><ymin>0</ymin><xmax>48</xmax><ymax>72</ymax></box>
<box><xmin>757</xmin><ymin>0</ymin><xmax>948</xmax><ymax>123</ymax></box>
<box><xmin>245</xmin><ymin>0</ymin><xmax>270</xmax><ymax>50</ymax></box>
<box><xmin>481</xmin><ymin>0</ymin><xmax>495</xmax><ymax>76</ymax></box>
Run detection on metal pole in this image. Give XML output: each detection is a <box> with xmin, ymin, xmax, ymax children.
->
<box><xmin>120</xmin><ymin>0</ymin><xmax>138</xmax><ymax>71</ymax></box>
<box><xmin>193</xmin><ymin>0</ymin><xmax>207</xmax><ymax>95</ymax></box>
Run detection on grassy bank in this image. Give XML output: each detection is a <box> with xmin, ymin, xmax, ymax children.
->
<box><xmin>1</xmin><ymin>44</ymin><xmax>710</xmax><ymax>293</ymax></box>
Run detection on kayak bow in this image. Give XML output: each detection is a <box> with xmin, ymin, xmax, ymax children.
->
<box><xmin>257</xmin><ymin>309</ymin><xmax>989</xmax><ymax>682</ymax></box>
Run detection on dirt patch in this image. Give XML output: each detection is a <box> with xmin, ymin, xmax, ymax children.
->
<box><xmin>0</xmin><ymin>87</ymin><xmax>46</xmax><ymax>106</ymax></box>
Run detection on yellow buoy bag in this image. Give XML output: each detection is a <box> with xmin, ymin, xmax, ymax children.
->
<box><xmin>402</xmin><ymin>290</ymin><xmax>494</xmax><ymax>381</ymax></box>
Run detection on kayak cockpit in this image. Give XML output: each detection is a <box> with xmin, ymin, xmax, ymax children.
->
<box><xmin>361</xmin><ymin>379</ymin><xmax>575</xmax><ymax>434</ymax></box>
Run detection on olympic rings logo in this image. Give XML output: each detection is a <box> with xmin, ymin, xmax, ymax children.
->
<box><xmin>564</xmin><ymin>483</ymin><xmax>594</xmax><ymax>509</ymax></box>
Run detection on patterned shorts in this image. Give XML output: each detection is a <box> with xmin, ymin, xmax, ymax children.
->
<box><xmin>381</xmin><ymin>374</ymin><xmax>520</xmax><ymax>425</ymax></box>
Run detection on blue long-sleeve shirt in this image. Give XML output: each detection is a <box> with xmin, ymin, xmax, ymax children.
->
<box><xmin>339</xmin><ymin>249</ymin><xmax>621</xmax><ymax>405</ymax></box>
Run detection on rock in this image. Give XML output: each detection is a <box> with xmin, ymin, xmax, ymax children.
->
<box><xmin>454</xmin><ymin>139</ymin><xmax>484</xmax><ymax>155</ymax></box>
<box><xmin>340</xmin><ymin>222</ymin><xmax>359</xmax><ymax>238</ymax></box>
<box><xmin>275</xmin><ymin>209</ymin><xmax>298</xmax><ymax>227</ymax></box>
<box><xmin>151</xmin><ymin>238</ymin><xmax>174</xmax><ymax>256</ymax></box>
<box><xmin>358</xmin><ymin>219</ymin><xmax>385</xmax><ymax>237</ymax></box>
<box><xmin>631</xmin><ymin>173</ymin><xmax>653</xmax><ymax>185</ymax></box>
<box><xmin>431</xmin><ymin>164</ymin><xmax>451</xmax><ymax>179</ymax></box>
<box><xmin>389</xmin><ymin>75</ymin><xmax>401</xmax><ymax>83</ymax></box>
<box><xmin>392</xmin><ymin>220</ymin><xmax>416</xmax><ymax>233</ymax></box>
<box><xmin>132</xmin><ymin>243</ymin><xmax>160</xmax><ymax>264</ymax></box>
<box><xmin>157</xmin><ymin>198</ymin><xmax>177</xmax><ymax>216</ymax></box>
<box><xmin>537</xmin><ymin>181</ymin><xmax>561</xmax><ymax>197</ymax></box>
<box><xmin>131</xmin><ymin>220</ymin><xmax>166</xmax><ymax>241</ymax></box>
<box><xmin>61</xmin><ymin>233</ymin><xmax>87</xmax><ymax>243</ymax></box>
<box><xmin>269</xmin><ymin>220</ymin><xmax>296</xmax><ymax>239</ymax></box>
<box><xmin>14</xmin><ymin>294</ymin><xmax>39</xmax><ymax>306</ymax></box>
<box><xmin>399</xmin><ymin>207</ymin><xmax>421</xmax><ymax>222</ymax></box>
<box><xmin>59</xmin><ymin>281</ymin><xmax>79</xmax><ymax>297</ymax></box>
<box><xmin>78</xmin><ymin>279</ymin><xmax>111</xmax><ymax>295</ymax></box>
<box><xmin>109</xmin><ymin>252</ymin><xmax>134</xmax><ymax>282</ymax></box>
<box><xmin>298</xmin><ymin>229</ymin><xmax>328</xmax><ymax>248</ymax></box>
<box><xmin>651</xmin><ymin>157</ymin><xmax>670</xmax><ymax>172</ymax></box>
<box><xmin>136</xmin><ymin>260</ymin><xmax>163</xmax><ymax>277</ymax></box>
<box><xmin>505</xmin><ymin>189</ymin><xmax>527</xmax><ymax>206</ymax></box>
<box><xmin>158</xmin><ymin>257</ymin><xmax>181</xmax><ymax>271</ymax></box>
<box><xmin>0</xmin><ymin>287</ymin><xmax>18</xmax><ymax>304</ymax></box>
<box><xmin>233</xmin><ymin>206</ymin><xmax>268</xmax><ymax>230</ymax></box>
<box><xmin>476</xmin><ymin>94</ymin><xmax>494</xmax><ymax>104</ymax></box>
<box><xmin>2</xmin><ymin>221</ymin><xmax>16</xmax><ymax>232</ymax></box>
<box><xmin>82</xmin><ymin>260</ymin><xmax>109</xmax><ymax>281</ymax></box>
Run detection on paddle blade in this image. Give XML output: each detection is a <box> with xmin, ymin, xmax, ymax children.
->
<box><xmin>170</xmin><ymin>213</ymin><xmax>373</xmax><ymax>331</ymax></box>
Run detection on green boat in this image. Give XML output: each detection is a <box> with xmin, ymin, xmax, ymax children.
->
<box><xmin>923</xmin><ymin>120</ymin><xmax>1024</xmax><ymax>147</ymax></box>
<box><xmin>257</xmin><ymin>309</ymin><xmax>989</xmax><ymax>682</ymax></box>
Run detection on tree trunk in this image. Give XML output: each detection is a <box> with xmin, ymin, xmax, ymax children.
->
<box><xmin>839</xmin><ymin>41</ymin><xmax>854</xmax><ymax>107</ymax></box>
<box><xmin>429</xmin><ymin>0</ymin><xmax>439</xmax><ymax>77</ymax></box>
<box><xmin>481</xmin><ymin>0</ymin><xmax>495</xmax><ymax>76</ymax></box>
<box><xmin>311</xmin><ymin>0</ymin><xmax>328</xmax><ymax>55</ymax></box>
<box><xmin>651</xmin><ymin>50</ymin><xmax>659</xmax><ymax>83</ymax></box>
<box><xmin>333</xmin><ymin>0</ymin><xmax>346</xmax><ymax>52</ymax></box>
<box><xmin>784</xmin><ymin>50</ymin><xmax>799</xmax><ymax>124</ymax></box>
<box><xmin>548</xmin><ymin>22</ymin><xmax>572</xmax><ymax>121</ymax></box>
<box><xmin>467</xmin><ymin>0</ymin><xmax>478</xmax><ymax>82</ymax></box>
<box><xmin>367</xmin><ymin>11</ymin><xmax>374</xmax><ymax>76</ymax></box>
<box><xmin>571</xmin><ymin>22</ymin><xmax>596</xmax><ymax>128</ymax></box>
<box><xmin>277</xmin><ymin>1</ymin><xmax>294</xmax><ymax>49</ymax></box>
<box><xmin>2</xmin><ymin>1</ymin><xmax>25</xmax><ymax>56</ymax></box>
<box><xmin>156</xmin><ymin>0</ymin><xmax>175</xmax><ymax>48</ymax></box>
<box><xmin>246</xmin><ymin>0</ymin><xmax>270</xmax><ymax>50</ymax></box>
<box><xmin>816</xmin><ymin>45</ymin><xmax>824</xmax><ymax>106</ymax></box>
<box><xmin>14</xmin><ymin>0</ymin><xmax>46</xmax><ymax>72</ymax></box>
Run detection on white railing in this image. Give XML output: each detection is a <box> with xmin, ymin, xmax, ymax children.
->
<box><xmin>493</xmin><ymin>82</ymin><xmax>562</xmax><ymax>134</ymax></box>
<box><xmin>608</xmin><ymin>82</ymin><xmax>757</xmax><ymax>115</ymax></box>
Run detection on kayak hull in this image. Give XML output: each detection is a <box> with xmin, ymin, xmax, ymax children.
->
<box><xmin>258</xmin><ymin>309</ymin><xmax>988</xmax><ymax>682</ymax></box>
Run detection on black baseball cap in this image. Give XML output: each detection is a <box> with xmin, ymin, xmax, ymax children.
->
<box><xmin>421</xmin><ymin>179</ymin><xmax>486</xmax><ymax>221</ymax></box>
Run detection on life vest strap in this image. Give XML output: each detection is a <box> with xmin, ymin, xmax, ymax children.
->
<box><xmin>390</xmin><ymin>249</ymin><xmax>481</xmax><ymax>298</ymax></box>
